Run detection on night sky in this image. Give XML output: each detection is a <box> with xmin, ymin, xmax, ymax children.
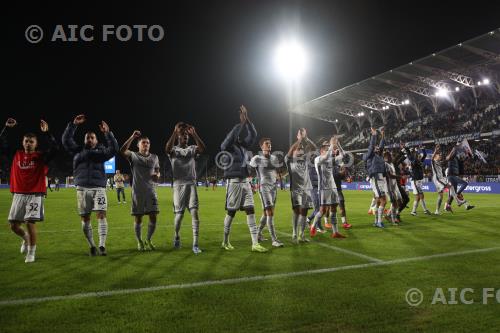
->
<box><xmin>5</xmin><ymin>0</ymin><xmax>500</xmax><ymax>174</ymax></box>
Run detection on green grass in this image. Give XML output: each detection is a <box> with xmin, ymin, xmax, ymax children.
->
<box><xmin>0</xmin><ymin>187</ymin><xmax>499</xmax><ymax>332</ymax></box>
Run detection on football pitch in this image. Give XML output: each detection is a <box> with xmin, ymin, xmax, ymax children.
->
<box><xmin>0</xmin><ymin>187</ymin><xmax>499</xmax><ymax>332</ymax></box>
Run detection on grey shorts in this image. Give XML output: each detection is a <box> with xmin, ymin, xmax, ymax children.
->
<box><xmin>370</xmin><ymin>175</ymin><xmax>388</xmax><ymax>198</ymax></box>
<box><xmin>290</xmin><ymin>189</ymin><xmax>313</xmax><ymax>209</ymax></box>
<box><xmin>258</xmin><ymin>185</ymin><xmax>277</xmax><ymax>209</ymax></box>
<box><xmin>225</xmin><ymin>179</ymin><xmax>254</xmax><ymax>211</ymax></box>
<box><xmin>173</xmin><ymin>183</ymin><xmax>198</xmax><ymax>214</ymax></box>
<box><xmin>132</xmin><ymin>189</ymin><xmax>159</xmax><ymax>215</ymax></box>
<box><xmin>319</xmin><ymin>188</ymin><xmax>339</xmax><ymax>206</ymax></box>
<box><xmin>8</xmin><ymin>194</ymin><xmax>45</xmax><ymax>222</ymax></box>
<box><xmin>433</xmin><ymin>177</ymin><xmax>448</xmax><ymax>193</ymax></box>
<box><xmin>77</xmin><ymin>187</ymin><xmax>108</xmax><ymax>216</ymax></box>
<box><xmin>411</xmin><ymin>180</ymin><xmax>424</xmax><ymax>195</ymax></box>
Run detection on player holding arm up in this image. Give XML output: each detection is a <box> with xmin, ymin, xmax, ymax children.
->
<box><xmin>310</xmin><ymin>136</ymin><xmax>345</xmax><ymax>238</ymax></box>
<box><xmin>249</xmin><ymin>138</ymin><xmax>284</xmax><ymax>248</ymax></box>
<box><xmin>6</xmin><ymin>118</ymin><xmax>59</xmax><ymax>263</ymax></box>
<box><xmin>431</xmin><ymin>144</ymin><xmax>450</xmax><ymax>215</ymax></box>
<box><xmin>166</xmin><ymin>122</ymin><xmax>205</xmax><ymax>254</ymax></box>
<box><xmin>445</xmin><ymin>143</ymin><xmax>475</xmax><ymax>211</ymax></box>
<box><xmin>220</xmin><ymin>105</ymin><xmax>268</xmax><ymax>252</ymax></box>
<box><xmin>121</xmin><ymin>130</ymin><xmax>160</xmax><ymax>252</ymax></box>
<box><xmin>285</xmin><ymin>128</ymin><xmax>317</xmax><ymax>243</ymax></box>
<box><xmin>405</xmin><ymin>145</ymin><xmax>431</xmax><ymax>216</ymax></box>
<box><xmin>62</xmin><ymin>114</ymin><xmax>119</xmax><ymax>256</ymax></box>
<box><xmin>384</xmin><ymin>151</ymin><xmax>403</xmax><ymax>225</ymax></box>
<box><xmin>362</xmin><ymin>127</ymin><xmax>388</xmax><ymax>228</ymax></box>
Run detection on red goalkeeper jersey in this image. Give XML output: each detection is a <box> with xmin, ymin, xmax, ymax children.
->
<box><xmin>10</xmin><ymin>150</ymin><xmax>48</xmax><ymax>194</ymax></box>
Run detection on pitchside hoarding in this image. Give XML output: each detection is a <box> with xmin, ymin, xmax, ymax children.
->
<box><xmin>341</xmin><ymin>182</ymin><xmax>500</xmax><ymax>194</ymax></box>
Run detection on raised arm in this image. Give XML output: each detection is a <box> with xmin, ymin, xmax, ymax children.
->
<box><xmin>0</xmin><ymin>118</ymin><xmax>17</xmax><ymax>158</ymax></box>
<box><xmin>239</xmin><ymin>106</ymin><xmax>257</xmax><ymax>148</ymax></box>
<box><xmin>99</xmin><ymin>121</ymin><xmax>119</xmax><ymax>160</ymax></box>
<box><xmin>287</xmin><ymin>128</ymin><xmax>307</xmax><ymax>157</ymax></box>
<box><xmin>186</xmin><ymin>125</ymin><xmax>206</xmax><ymax>154</ymax></box>
<box><xmin>121</xmin><ymin>130</ymin><xmax>141</xmax><ymax>158</ymax></box>
<box><xmin>220</xmin><ymin>124</ymin><xmax>241</xmax><ymax>151</ymax></box>
<box><xmin>363</xmin><ymin>128</ymin><xmax>378</xmax><ymax>161</ymax></box>
<box><xmin>446</xmin><ymin>146</ymin><xmax>457</xmax><ymax>161</ymax></box>
<box><xmin>317</xmin><ymin>137</ymin><xmax>335</xmax><ymax>164</ymax></box>
<box><xmin>62</xmin><ymin>114</ymin><xmax>85</xmax><ymax>154</ymax></box>
<box><xmin>39</xmin><ymin>120</ymin><xmax>60</xmax><ymax>163</ymax></box>
<box><xmin>165</xmin><ymin>123</ymin><xmax>182</xmax><ymax>156</ymax></box>
<box><xmin>420</xmin><ymin>146</ymin><xmax>427</xmax><ymax>162</ymax></box>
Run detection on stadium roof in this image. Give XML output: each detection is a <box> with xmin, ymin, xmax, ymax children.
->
<box><xmin>292</xmin><ymin>28</ymin><xmax>500</xmax><ymax>128</ymax></box>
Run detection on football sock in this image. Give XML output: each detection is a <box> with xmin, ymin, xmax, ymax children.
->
<box><xmin>246</xmin><ymin>214</ymin><xmax>258</xmax><ymax>245</ymax></box>
<box><xmin>223</xmin><ymin>214</ymin><xmax>234</xmax><ymax>244</ymax></box>
<box><xmin>134</xmin><ymin>222</ymin><xmax>142</xmax><ymax>242</ymax></box>
<box><xmin>174</xmin><ymin>213</ymin><xmax>183</xmax><ymax>240</ymax></box>
<box><xmin>266</xmin><ymin>216</ymin><xmax>277</xmax><ymax>242</ymax></box>
<box><xmin>97</xmin><ymin>218</ymin><xmax>108</xmax><ymax>247</ymax></box>
<box><xmin>81</xmin><ymin>221</ymin><xmax>96</xmax><ymax>247</ymax></box>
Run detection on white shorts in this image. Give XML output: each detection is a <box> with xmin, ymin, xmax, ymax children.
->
<box><xmin>77</xmin><ymin>187</ymin><xmax>107</xmax><ymax>216</ymax></box>
<box><xmin>388</xmin><ymin>183</ymin><xmax>402</xmax><ymax>202</ymax></box>
<box><xmin>258</xmin><ymin>185</ymin><xmax>277</xmax><ymax>209</ymax></box>
<box><xmin>132</xmin><ymin>189</ymin><xmax>159</xmax><ymax>215</ymax></box>
<box><xmin>319</xmin><ymin>188</ymin><xmax>339</xmax><ymax>206</ymax></box>
<box><xmin>173</xmin><ymin>183</ymin><xmax>198</xmax><ymax>214</ymax></box>
<box><xmin>411</xmin><ymin>179</ymin><xmax>424</xmax><ymax>195</ymax></box>
<box><xmin>225</xmin><ymin>179</ymin><xmax>254</xmax><ymax>211</ymax></box>
<box><xmin>370</xmin><ymin>174</ymin><xmax>388</xmax><ymax>198</ymax></box>
<box><xmin>8</xmin><ymin>194</ymin><xmax>45</xmax><ymax>222</ymax></box>
<box><xmin>290</xmin><ymin>189</ymin><xmax>313</xmax><ymax>209</ymax></box>
<box><xmin>433</xmin><ymin>177</ymin><xmax>448</xmax><ymax>193</ymax></box>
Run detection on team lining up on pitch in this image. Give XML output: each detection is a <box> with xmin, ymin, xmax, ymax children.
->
<box><xmin>1</xmin><ymin>105</ymin><xmax>475</xmax><ymax>263</ymax></box>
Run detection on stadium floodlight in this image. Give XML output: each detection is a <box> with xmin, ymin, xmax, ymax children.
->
<box><xmin>455</xmin><ymin>87</ymin><xmax>460</xmax><ymax>92</ymax></box>
<box><xmin>435</xmin><ymin>88</ymin><xmax>449</xmax><ymax>97</ymax></box>
<box><xmin>477</xmin><ymin>81</ymin><xmax>482</xmax><ymax>86</ymax></box>
<box><xmin>274</xmin><ymin>39</ymin><xmax>308</xmax><ymax>79</ymax></box>
<box><xmin>335</xmin><ymin>119</ymin><xmax>338</xmax><ymax>123</ymax></box>
<box><xmin>403</xmin><ymin>99</ymin><xmax>410</xmax><ymax>105</ymax></box>
<box><xmin>483</xmin><ymin>78</ymin><xmax>490</xmax><ymax>85</ymax></box>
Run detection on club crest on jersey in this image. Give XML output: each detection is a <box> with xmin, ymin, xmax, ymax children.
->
<box><xmin>18</xmin><ymin>160</ymin><xmax>36</xmax><ymax>170</ymax></box>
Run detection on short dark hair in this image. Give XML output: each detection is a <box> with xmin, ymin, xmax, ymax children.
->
<box><xmin>85</xmin><ymin>131</ymin><xmax>96</xmax><ymax>137</ymax></box>
<box><xmin>138</xmin><ymin>136</ymin><xmax>150</xmax><ymax>142</ymax></box>
<box><xmin>23</xmin><ymin>133</ymin><xmax>37</xmax><ymax>139</ymax></box>
<box><xmin>259</xmin><ymin>138</ymin><xmax>271</xmax><ymax>147</ymax></box>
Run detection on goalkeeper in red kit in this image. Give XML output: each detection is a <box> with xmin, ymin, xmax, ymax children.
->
<box><xmin>2</xmin><ymin>118</ymin><xmax>59</xmax><ymax>263</ymax></box>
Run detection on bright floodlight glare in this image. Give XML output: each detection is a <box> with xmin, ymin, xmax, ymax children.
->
<box><xmin>477</xmin><ymin>81</ymin><xmax>482</xmax><ymax>86</ymax></box>
<box><xmin>274</xmin><ymin>40</ymin><xmax>308</xmax><ymax>79</ymax></box>
<box><xmin>455</xmin><ymin>87</ymin><xmax>460</xmax><ymax>92</ymax></box>
<box><xmin>435</xmin><ymin>88</ymin><xmax>448</xmax><ymax>97</ymax></box>
<box><xmin>404</xmin><ymin>99</ymin><xmax>410</xmax><ymax>105</ymax></box>
<box><xmin>483</xmin><ymin>78</ymin><xmax>490</xmax><ymax>85</ymax></box>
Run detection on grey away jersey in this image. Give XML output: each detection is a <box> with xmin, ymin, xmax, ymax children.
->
<box><xmin>129</xmin><ymin>151</ymin><xmax>160</xmax><ymax>193</ymax></box>
<box><xmin>431</xmin><ymin>159</ymin><xmax>446</xmax><ymax>183</ymax></box>
<box><xmin>170</xmin><ymin>145</ymin><xmax>197</xmax><ymax>184</ymax></box>
<box><xmin>285</xmin><ymin>155</ymin><xmax>312</xmax><ymax>191</ymax></box>
<box><xmin>314</xmin><ymin>149</ymin><xmax>337</xmax><ymax>190</ymax></box>
<box><xmin>249</xmin><ymin>154</ymin><xmax>279</xmax><ymax>187</ymax></box>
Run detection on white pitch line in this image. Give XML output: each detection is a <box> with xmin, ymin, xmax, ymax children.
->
<box><xmin>1</xmin><ymin>246</ymin><xmax>498</xmax><ymax>307</ymax></box>
<box><xmin>276</xmin><ymin>231</ymin><xmax>383</xmax><ymax>263</ymax></box>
